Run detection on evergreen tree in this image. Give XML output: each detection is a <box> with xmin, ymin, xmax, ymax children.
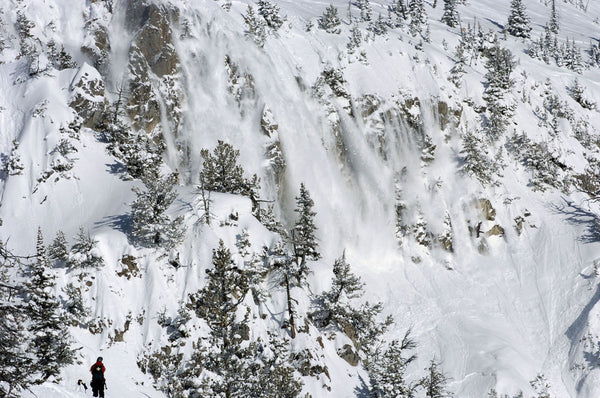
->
<box><xmin>69</xmin><ymin>227</ymin><xmax>104</xmax><ymax>268</ymax></box>
<box><xmin>356</xmin><ymin>0</ymin><xmax>373</xmax><ymax>22</ymax></box>
<box><xmin>311</xmin><ymin>253</ymin><xmax>392</xmax><ymax>351</ymax></box>
<box><xmin>62</xmin><ymin>282</ymin><xmax>88</xmax><ymax>325</ymax></box>
<box><xmin>131</xmin><ymin>173</ymin><xmax>185</xmax><ymax>249</ymax></box>
<box><xmin>266</xmin><ymin>240</ymin><xmax>299</xmax><ymax>338</ymax></box>
<box><xmin>507</xmin><ymin>0</ymin><xmax>531</xmax><ymax>39</ymax></box>
<box><xmin>184</xmin><ymin>241</ymin><xmax>260</xmax><ymax>397</ymax></box>
<box><xmin>366</xmin><ymin>330</ymin><xmax>419</xmax><ymax>398</ymax></box>
<box><xmin>483</xmin><ymin>43</ymin><xmax>515</xmax><ymax>140</ymax></box>
<box><xmin>257</xmin><ymin>0</ymin><xmax>284</xmax><ymax>31</ymax></box>
<box><xmin>0</xmin><ymin>244</ymin><xmax>33</xmax><ymax>396</ymax></box>
<box><xmin>348</xmin><ymin>24</ymin><xmax>363</xmax><ymax>53</ymax></box>
<box><xmin>413</xmin><ymin>209</ymin><xmax>432</xmax><ymax>248</ymax></box>
<box><xmin>25</xmin><ymin>228</ymin><xmax>75</xmax><ymax>383</ymax></box>
<box><xmin>441</xmin><ymin>0</ymin><xmax>460</xmax><ymax>28</ymax></box>
<box><xmin>244</xmin><ymin>5</ymin><xmax>267</xmax><ymax>47</ymax></box>
<box><xmin>48</xmin><ymin>230</ymin><xmax>68</xmax><ymax>265</ymax></box>
<box><xmin>409</xmin><ymin>0</ymin><xmax>428</xmax><ymax>36</ymax></box>
<box><xmin>460</xmin><ymin>129</ymin><xmax>493</xmax><ymax>185</ymax></box>
<box><xmin>422</xmin><ymin>359</ymin><xmax>453</xmax><ymax>397</ymax></box>
<box><xmin>389</xmin><ymin>0</ymin><xmax>408</xmax><ymax>27</ymax></box>
<box><xmin>319</xmin><ymin>4</ymin><xmax>342</xmax><ymax>34</ymax></box>
<box><xmin>570</xmin><ymin>78</ymin><xmax>596</xmax><ymax>109</ymax></box>
<box><xmin>548</xmin><ymin>0</ymin><xmax>559</xmax><ymax>34</ymax></box>
<box><xmin>200</xmin><ymin>140</ymin><xmax>260</xmax><ymax>201</ymax></box>
<box><xmin>369</xmin><ymin>14</ymin><xmax>388</xmax><ymax>36</ymax></box>
<box><xmin>292</xmin><ymin>183</ymin><xmax>320</xmax><ymax>268</ymax></box>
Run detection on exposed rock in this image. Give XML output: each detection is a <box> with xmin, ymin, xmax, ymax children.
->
<box><xmin>69</xmin><ymin>63</ymin><xmax>105</xmax><ymax>128</ymax></box>
<box><xmin>437</xmin><ymin>100</ymin><xmax>462</xmax><ymax>130</ymax></box>
<box><xmin>127</xmin><ymin>45</ymin><xmax>161</xmax><ymax>132</ymax></box>
<box><xmin>476</xmin><ymin>198</ymin><xmax>496</xmax><ymax>221</ymax></box>
<box><xmin>124</xmin><ymin>0</ymin><xmax>181</xmax><ymax>132</ymax></box>
<box><xmin>337</xmin><ymin>344</ymin><xmax>360</xmax><ymax>366</ymax></box>
<box><xmin>487</xmin><ymin>224</ymin><xmax>505</xmax><ymax>237</ymax></box>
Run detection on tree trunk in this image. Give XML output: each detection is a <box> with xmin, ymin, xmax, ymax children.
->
<box><xmin>285</xmin><ymin>273</ymin><xmax>296</xmax><ymax>339</ymax></box>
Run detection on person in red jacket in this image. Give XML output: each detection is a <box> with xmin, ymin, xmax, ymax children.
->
<box><xmin>90</xmin><ymin>357</ymin><xmax>106</xmax><ymax>398</ymax></box>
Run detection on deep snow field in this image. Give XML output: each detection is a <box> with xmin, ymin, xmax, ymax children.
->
<box><xmin>2</xmin><ymin>0</ymin><xmax>600</xmax><ymax>397</ymax></box>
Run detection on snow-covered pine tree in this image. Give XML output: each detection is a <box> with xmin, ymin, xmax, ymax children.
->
<box><xmin>0</xmin><ymin>244</ymin><xmax>34</xmax><ymax>397</ymax></box>
<box><xmin>244</xmin><ymin>5</ymin><xmax>267</xmax><ymax>47</ymax></box>
<box><xmin>507</xmin><ymin>0</ymin><xmax>532</xmax><ymax>39</ymax></box>
<box><xmin>348</xmin><ymin>24</ymin><xmax>363</xmax><ymax>53</ymax></box>
<box><xmin>460</xmin><ymin>129</ymin><xmax>493</xmax><ymax>185</ymax></box>
<box><xmin>389</xmin><ymin>0</ymin><xmax>408</xmax><ymax>27</ymax></box>
<box><xmin>48</xmin><ymin>230</ymin><xmax>68</xmax><ymax>265</ymax></box>
<box><xmin>548</xmin><ymin>0</ymin><xmax>559</xmax><ymax>34</ymax></box>
<box><xmin>257</xmin><ymin>0</ymin><xmax>284</xmax><ymax>31</ymax></box>
<box><xmin>131</xmin><ymin>172</ymin><xmax>185</xmax><ymax>249</ymax></box>
<box><xmin>409</xmin><ymin>0</ymin><xmax>428</xmax><ymax>36</ymax></box>
<box><xmin>570</xmin><ymin>78</ymin><xmax>596</xmax><ymax>109</ymax></box>
<box><xmin>311</xmin><ymin>253</ymin><xmax>392</xmax><ymax>351</ymax></box>
<box><xmin>62</xmin><ymin>282</ymin><xmax>88</xmax><ymax>325</ymax></box>
<box><xmin>319</xmin><ymin>4</ymin><xmax>342</xmax><ymax>34</ymax></box>
<box><xmin>366</xmin><ymin>329</ymin><xmax>420</xmax><ymax>397</ymax></box>
<box><xmin>68</xmin><ymin>227</ymin><xmax>104</xmax><ymax>268</ymax></box>
<box><xmin>185</xmin><ymin>240</ymin><xmax>253</xmax><ymax>396</ymax></box>
<box><xmin>413</xmin><ymin>208</ymin><xmax>432</xmax><ymax>248</ymax></box>
<box><xmin>422</xmin><ymin>359</ymin><xmax>453</xmax><ymax>397</ymax></box>
<box><xmin>369</xmin><ymin>14</ymin><xmax>388</xmax><ymax>36</ymax></box>
<box><xmin>292</xmin><ymin>183</ymin><xmax>320</xmax><ymax>269</ymax></box>
<box><xmin>483</xmin><ymin>43</ymin><xmax>515</xmax><ymax>140</ymax></box>
<box><xmin>25</xmin><ymin>228</ymin><xmax>75</xmax><ymax>383</ymax></box>
<box><xmin>355</xmin><ymin>0</ymin><xmax>373</xmax><ymax>22</ymax></box>
<box><xmin>441</xmin><ymin>0</ymin><xmax>460</xmax><ymax>28</ymax></box>
<box><xmin>199</xmin><ymin>140</ymin><xmax>260</xmax><ymax>200</ymax></box>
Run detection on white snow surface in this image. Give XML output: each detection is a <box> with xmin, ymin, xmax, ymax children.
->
<box><xmin>1</xmin><ymin>0</ymin><xmax>600</xmax><ymax>397</ymax></box>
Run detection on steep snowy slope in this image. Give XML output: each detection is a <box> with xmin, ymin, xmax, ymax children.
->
<box><xmin>1</xmin><ymin>0</ymin><xmax>600</xmax><ymax>397</ymax></box>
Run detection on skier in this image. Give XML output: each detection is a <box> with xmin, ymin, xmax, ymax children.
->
<box><xmin>90</xmin><ymin>356</ymin><xmax>106</xmax><ymax>398</ymax></box>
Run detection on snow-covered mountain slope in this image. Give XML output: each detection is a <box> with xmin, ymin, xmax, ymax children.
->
<box><xmin>2</xmin><ymin>0</ymin><xmax>600</xmax><ymax>396</ymax></box>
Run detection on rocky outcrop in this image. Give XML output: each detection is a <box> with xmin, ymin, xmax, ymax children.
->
<box><xmin>124</xmin><ymin>0</ymin><xmax>181</xmax><ymax>132</ymax></box>
<box><xmin>69</xmin><ymin>63</ymin><xmax>105</xmax><ymax>128</ymax></box>
<box><xmin>337</xmin><ymin>344</ymin><xmax>360</xmax><ymax>366</ymax></box>
<box><xmin>437</xmin><ymin>100</ymin><xmax>462</xmax><ymax>130</ymax></box>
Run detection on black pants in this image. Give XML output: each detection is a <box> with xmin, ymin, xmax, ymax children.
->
<box><xmin>91</xmin><ymin>379</ymin><xmax>105</xmax><ymax>397</ymax></box>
